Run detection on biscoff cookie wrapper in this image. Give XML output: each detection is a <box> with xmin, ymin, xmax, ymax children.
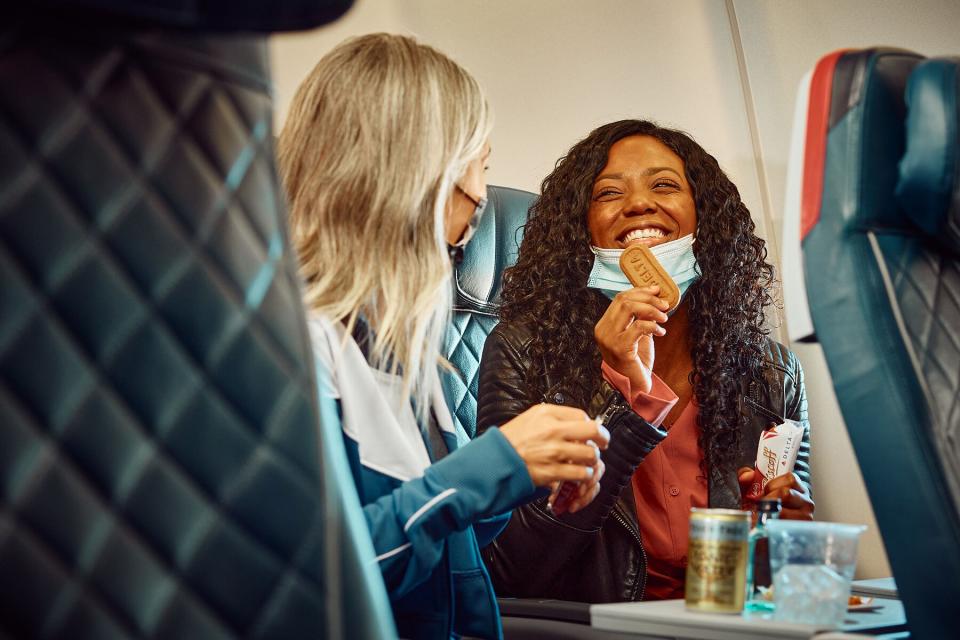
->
<box><xmin>746</xmin><ymin>419</ymin><xmax>804</xmax><ymax>500</ymax></box>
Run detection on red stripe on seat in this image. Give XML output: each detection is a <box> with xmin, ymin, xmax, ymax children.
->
<box><xmin>801</xmin><ymin>49</ymin><xmax>850</xmax><ymax>240</ymax></box>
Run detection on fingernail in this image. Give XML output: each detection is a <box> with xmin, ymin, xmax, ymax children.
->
<box><xmin>584</xmin><ymin>466</ymin><xmax>594</xmax><ymax>477</ymax></box>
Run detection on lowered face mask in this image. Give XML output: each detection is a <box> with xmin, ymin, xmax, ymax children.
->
<box><xmin>587</xmin><ymin>234</ymin><xmax>699</xmax><ymax>304</ymax></box>
<box><xmin>447</xmin><ymin>186</ymin><xmax>488</xmax><ymax>265</ymax></box>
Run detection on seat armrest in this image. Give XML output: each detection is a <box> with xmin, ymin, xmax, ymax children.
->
<box><xmin>497</xmin><ymin>598</ymin><xmax>591</xmax><ymax>624</ymax></box>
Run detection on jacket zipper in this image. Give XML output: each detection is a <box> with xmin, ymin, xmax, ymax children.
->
<box><xmin>442</xmin><ymin>552</ymin><xmax>453</xmax><ymax>640</ymax></box>
<box><xmin>747</xmin><ymin>381</ymin><xmax>783</xmax><ymax>423</ymax></box>
<box><xmin>611</xmin><ymin>506</ymin><xmax>647</xmax><ymax>601</ymax></box>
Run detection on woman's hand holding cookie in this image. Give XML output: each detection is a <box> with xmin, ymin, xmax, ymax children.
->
<box><xmin>594</xmin><ymin>285</ymin><xmax>670</xmax><ymax>394</ymax></box>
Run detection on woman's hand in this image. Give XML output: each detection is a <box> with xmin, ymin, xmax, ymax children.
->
<box><xmin>546</xmin><ymin>453</ymin><xmax>606</xmax><ymax>516</ymax></box>
<box><xmin>499</xmin><ymin>404</ymin><xmax>610</xmax><ymax>488</ymax></box>
<box><xmin>738</xmin><ymin>467</ymin><xmax>815</xmax><ymax>521</ymax></box>
<box><xmin>594</xmin><ymin>286</ymin><xmax>670</xmax><ymax>394</ymax></box>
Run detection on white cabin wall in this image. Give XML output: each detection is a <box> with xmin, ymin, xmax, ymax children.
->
<box><xmin>271</xmin><ymin>0</ymin><xmax>771</xmax><ymax>244</ymax></box>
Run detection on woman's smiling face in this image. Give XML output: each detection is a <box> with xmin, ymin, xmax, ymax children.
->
<box><xmin>587</xmin><ymin>135</ymin><xmax>697</xmax><ymax>249</ymax></box>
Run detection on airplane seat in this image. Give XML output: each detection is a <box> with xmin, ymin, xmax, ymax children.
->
<box><xmin>0</xmin><ymin>4</ymin><xmax>396</xmax><ymax>639</ymax></box>
<box><xmin>443</xmin><ymin>187</ymin><xmax>633</xmax><ymax>638</ymax></box>
<box><xmin>784</xmin><ymin>47</ymin><xmax>960</xmax><ymax>639</ymax></box>
<box><xmin>442</xmin><ymin>185</ymin><xmax>533</xmax><ymax>438</ymax></box>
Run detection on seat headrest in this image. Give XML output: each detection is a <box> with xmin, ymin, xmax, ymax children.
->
<box><xmin>782</xmin><ymin>47</ymin><xmax>923</xmax><ymax>341</ymax></box>
<box><xmin>896</xmin><ymin>57</ymin><xmax>960</xmax><ymax>254</ymax></box>
<box><xmin>454</xmin><ymin>185</ymin><xmax>535</xmax><ymax>314</ymax></box>
<box><xmin>827</xmin><ymin>48</ymin><xmax>923</xmax><ymax>231</ymax></box>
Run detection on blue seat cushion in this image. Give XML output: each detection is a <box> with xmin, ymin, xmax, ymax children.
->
<box><xmin>443</xmin><ymin>186</ymin><xmax>534</xmax><ymax>437</ymax></box>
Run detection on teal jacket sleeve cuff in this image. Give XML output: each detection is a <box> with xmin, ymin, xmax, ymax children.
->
<box><xmin>426</xmin><ymin>427</ymin><xmax>537</xmax><ymax>520</ymax></box>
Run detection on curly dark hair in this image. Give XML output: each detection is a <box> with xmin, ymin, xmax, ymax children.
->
<box><xmin>499</xmin><ymin>119</ymin><xmax>775</xmax><ymax>479</ymax></box>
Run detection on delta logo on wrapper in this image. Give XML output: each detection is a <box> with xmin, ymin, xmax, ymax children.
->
<box><xmin>745</xmin><ymin>420</ymin><xmax>804</xmax><ymax>500</ymax></box>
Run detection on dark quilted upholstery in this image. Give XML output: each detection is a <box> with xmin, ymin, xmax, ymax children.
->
<box><xmin>26</xmin><ymin>0</ymin><xmax>354</xmax><ymax>32</ymax></box>
<box><xmin>874</xmin><ymin>235</ymin><xmax>960</xmax><ymax>502</ymax></box>
<box><xmin>0</xmin><ymin>22</ymin><xmax>389</xmax><ymax>640</ymax></box>
<box><xmin>891</xmin><ymin>56</ymin><xmax>960</xmax><ymax>533</ymax></box>
<box><xmin>442</xmin><ymin>186</ymin><xmax>533</xmax><ymax>438</ymax></box>
<box><xmin>802</xmin><ymin>49</ymin><xmax>960</xmax><ymax>639</ymax></box>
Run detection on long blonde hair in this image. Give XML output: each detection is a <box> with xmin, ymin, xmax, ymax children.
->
<box><xmin>279</xmin><ymin>33</ymin><xmax>491</xmax><ymax>415</ymax></box>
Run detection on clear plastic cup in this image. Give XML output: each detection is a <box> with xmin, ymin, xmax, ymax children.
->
<box><xmin>766</xmin><ymin>521</ymin><xmax>866</xmax><ymax>626</ymax></box>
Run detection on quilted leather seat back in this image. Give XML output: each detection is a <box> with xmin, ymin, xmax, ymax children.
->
<box><xmin>0</xmin><ymin>24</ymin><xmax>392</xmax><ymax>639</ymax></box>
<box><xmin>19</xmin><ymin>0</ymin><xmax>354</xmax><ymax>32</ymax></box>
<box><xmin>442</xmin><ymin>185</ymin><xmax>534</xmax><ymax>437</ymax></box>
<box><xmin>799</xmin><ymin>48</ymin><xmax>960</xmax><ymax>638</ymax></box>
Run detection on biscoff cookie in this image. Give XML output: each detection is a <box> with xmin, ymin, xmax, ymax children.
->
<box><xmin>619</xmin><ymin>245</ymin><xmax>681</xmax><ymax>311</ymax></box>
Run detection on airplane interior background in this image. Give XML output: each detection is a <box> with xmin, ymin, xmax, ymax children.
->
<box><xmin>3</xmin><ymin>0</ymin><xmax>960</xmax><ymax>638</ymax></box>
<box><xmin>270</xmin><ymin>0</ymin><xmax>960</xmax><ymax>581</ymax></box>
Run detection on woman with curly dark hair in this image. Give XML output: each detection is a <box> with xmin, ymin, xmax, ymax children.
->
<box><xmin>476</xmin><ymin>119</ymin><xmax>814</xmax><ymax>603</ymax></box>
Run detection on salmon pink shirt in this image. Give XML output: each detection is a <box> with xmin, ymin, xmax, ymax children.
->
<box><xmin>601</xmin><ymin>362</ymin><xmax>707</xmax><ymax>600</ymax></box>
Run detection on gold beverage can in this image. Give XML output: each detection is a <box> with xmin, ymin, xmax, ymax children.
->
<box><xmin>685</xmin><ymin>508</ymin><xmax>750</xmax><ymax>613</ymax></box>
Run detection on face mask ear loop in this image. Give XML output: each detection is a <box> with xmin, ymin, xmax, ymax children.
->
<box><xmin>453</xmin><ymin>195</ymin><xmax>487</xmax><ymax>248</ymax></box>
<box><xmin>448</xmin><ymin>243</ymin><xmax>464</xmax><ymax>265</ymax></box>
<box><xmin>448</xmin><ymin>187</ymin><xmax>488</xmax><ymax>261</ymax></box>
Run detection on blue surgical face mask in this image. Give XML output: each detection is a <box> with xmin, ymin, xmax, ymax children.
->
<box><xmin>447</xmin><ymin>186</ymin><xmax>488</xmax><ymax>264</ymax></box>
<box><xmin>587</xmin><ymin>234</ymin><xmax>700</xmax><ymax>304</ymax></box>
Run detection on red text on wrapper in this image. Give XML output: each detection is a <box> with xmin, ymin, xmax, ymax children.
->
<box><xmin>744</xmin><ymin>420</ymin><xmax>804</xmax><ymax>500</ymax></box>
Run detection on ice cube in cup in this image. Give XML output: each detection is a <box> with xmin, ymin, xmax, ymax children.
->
<box><xmin>774</xmin><ymin>564</ymin><xmax>851</xmax><ymax>625</ymax></box>
<box><xmin>766</xmin><ymin>521</ymin><xmax>866</xmax><ymax>626</ymax></box>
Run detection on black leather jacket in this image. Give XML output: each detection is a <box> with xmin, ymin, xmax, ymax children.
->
<box><xmin>476</xmin><ymin>320</ymin><xmax>811</xmax><ymax>603</ymax></box>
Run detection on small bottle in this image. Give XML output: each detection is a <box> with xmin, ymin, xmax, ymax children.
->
<box><xmin>745</xmin><ymin>498</ymin><xmax>782</xmax><ymax>615</ymax></box>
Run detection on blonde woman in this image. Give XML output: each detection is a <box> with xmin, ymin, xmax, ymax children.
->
<box><xmin>278</xmin><ymin>34</ymin><xmax>608</xmax><ymax>639</ymax></box>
